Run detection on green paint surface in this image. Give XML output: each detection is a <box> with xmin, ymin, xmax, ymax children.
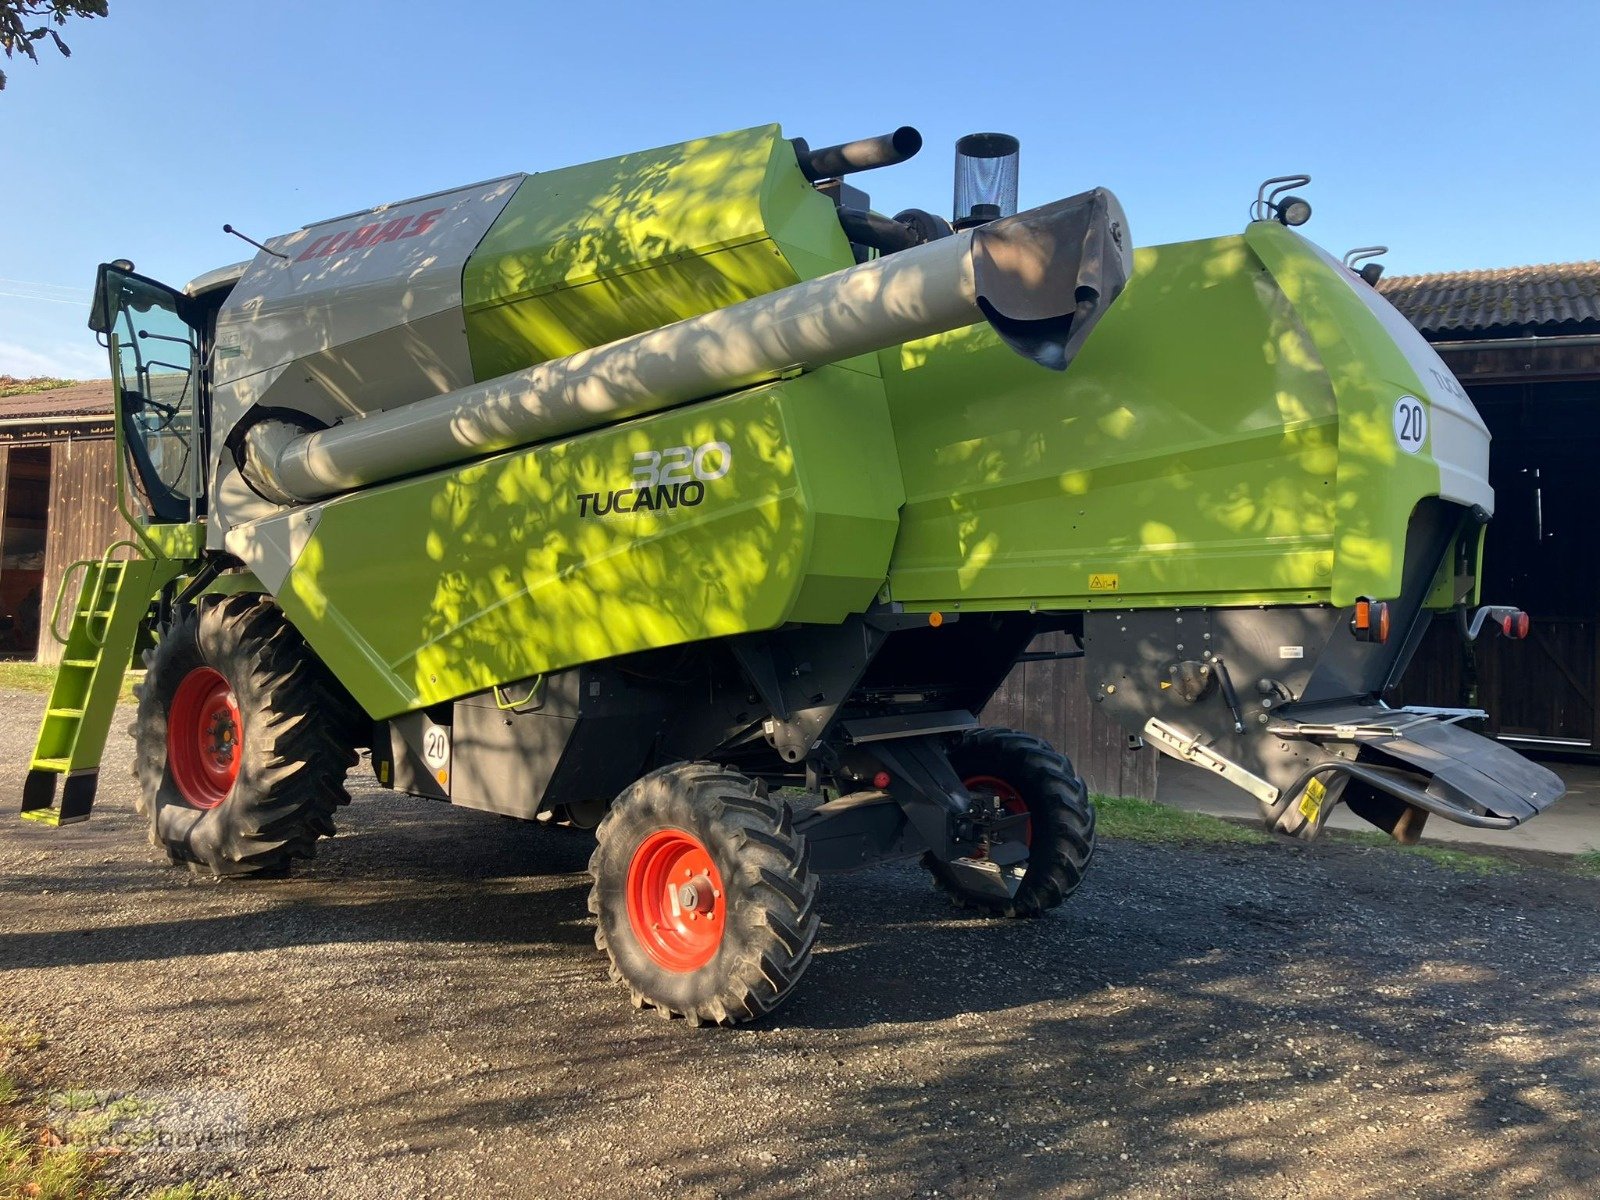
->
<box><xmin>882</xmin><ymin>225</ymin><xmax>1459</xmax><ymax>611</ymax></box>
<box><xmin>463</xmin><ymin>124</ymin><xmax>854</xmax><ymax>378</ymax></box>
<box><xmin>883</xmin><ymin>233</ymin><xmax>1342</xmax><ymax>609</ymax></box>
<box><xmin>274</xmin><ymin>366</ymin><xmax>902</xmax><ymax>717</ymax></box>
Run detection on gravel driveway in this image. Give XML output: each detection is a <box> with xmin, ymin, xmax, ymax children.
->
<box><xmin>2</xmin><ymin>688</ymin><xmax>1597</xmax><ymax>1199</ymax></box>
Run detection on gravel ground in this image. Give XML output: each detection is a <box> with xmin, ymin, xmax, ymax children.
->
<box><xmin>2</xmin><ymin>687</ymin><xmax>1598</xmax><ymax>1200</ymax></box>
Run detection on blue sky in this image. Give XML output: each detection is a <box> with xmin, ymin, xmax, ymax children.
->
<box><xmin>1</xmin><ymin>0</ymin><xmax>1594</xmax><ymax>378</ymax></box>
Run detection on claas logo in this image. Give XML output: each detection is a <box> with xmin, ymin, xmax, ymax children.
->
<box><xmin>293</xmin><ymin>208</ymin><xmax>446</xmax><ymax>262</ymax></box>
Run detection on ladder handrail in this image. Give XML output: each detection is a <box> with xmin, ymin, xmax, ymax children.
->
<box><xmin>48</xmin><ymin>540</ymin><xmax>146</xmax><ymax>648</ymax></box>
<box><xmin>83</xmin><ymin>541</ymin><xmax>146</xmax><ymax>648</ymax></box>
<box><xmin>48</xmin><ymin>560</ymin><xmax>93</xmax><ymax>646</ymax></box>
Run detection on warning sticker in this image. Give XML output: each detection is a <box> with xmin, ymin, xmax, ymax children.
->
<box><xmin>1089</xmin><ymin>573</ymin><xmax>1119</xmax><ymax>592</ymax></box>
<box><xmin>1297</xmin><ymin>776</ymin><xmax>1328</xmax><ymax>824</ymax></box>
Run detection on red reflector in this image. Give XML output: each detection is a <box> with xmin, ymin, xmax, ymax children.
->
<box><xmin>1350</xmin><ymin>599</ymin><xmax>1389</xmax><ymax>643</ymax></box>
<box><xmin>1501</xmin><ymin>611</ymin><xmax>1531</xmax><ymax>639</ymax></box>
<box><xmin>873</xmin><ymin>771</ymin><xmax>892</xmax><ymax>790</ymax></box>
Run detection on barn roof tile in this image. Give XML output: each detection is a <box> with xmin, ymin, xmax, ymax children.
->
<box><xmin>0</xmin><ymin>380</ymin><xmax>115</xmax><ymax>423</ymax></box>
<box><xmin>1378</xmin><ymin>260</ymin><xmax>1600</xmax><ymax>338</ymax></box>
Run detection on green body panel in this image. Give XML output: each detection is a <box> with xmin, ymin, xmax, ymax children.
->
<box><xmin>271</xmin><ymin>365</ymin><xmax>902</xmax><ymax>718</ymax></box>
<box><xmin>1423</xmin><ymin>521</ymin><xmax>1486</xmax><ymax>611</ymax></box>
<box><xmin>463</xmin><ymin>124</ymin><xmax>856</xmax><ymax>378</ymax></box>
<box><xmin>203</xmin><ymin>568</ymin><xmax>267</xmax><ymax>597</ymax></box>
<box><xmin>1243</xmin><ymin>222</ymin><xmax>1446</xmax><ymax>606</ymax></box>
<box><xmin>135</xmin><ymin>522</ymin><xmax>204</xmax><ymax>560</ymax></box>
<box><xmin>881</xmin><ymin>225</ymin><xmax>1456</xmax><ymax>612</ymax></box>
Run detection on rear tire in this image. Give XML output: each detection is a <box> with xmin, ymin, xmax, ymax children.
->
<box><xmin>588</xmin><ymin>763</ymin><xmax>819</xmax><ymax>1025</ymax></box>
<box><xmin>923</xmin><ymin>728</ymin><xmax>1096</xmax><ymax>917</ymax></box>
<box><xmin>132</xmin><ymin>594</ymin><xmax>359</xmax><ymax>877</ymax></box>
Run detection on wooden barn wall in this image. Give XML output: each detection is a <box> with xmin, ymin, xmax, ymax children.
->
<box><xmin>37</xmin><ymin>438</ymin><xmax>125</xmax><ymax>667</ymax></box>
<box><xmin>981</xmin><ymin>632</ymin><xmax>1159</xmax><ymax>799</ymax></box>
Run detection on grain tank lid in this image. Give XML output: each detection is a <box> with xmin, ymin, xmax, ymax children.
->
<box><xmin>970</xmin><ymin>187</ymin><xmax>1132</xmax><ymax>370</ymax></box>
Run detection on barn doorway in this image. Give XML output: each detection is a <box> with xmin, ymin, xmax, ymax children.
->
<box><xmin>1471</xmin><ymin>379</ymin><xmax>1600</xmax><ymax>749</ymax></box>
<box><xmin>1397</xmin><ymin>377</ymin><xmax>1600</xmax><ymax>752</ymax></box>
<box><xmin>0</xmin><ymin>445</ymin><xmax>52</xmax><ymax>660</ymax></box>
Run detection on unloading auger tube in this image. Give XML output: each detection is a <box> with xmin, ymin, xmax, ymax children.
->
<box><xmin>238</xmin><ymin>187</ymin><xmax>1130</xmax><ymax>505</ymax></box>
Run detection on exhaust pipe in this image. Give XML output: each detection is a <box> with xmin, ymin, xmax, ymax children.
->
<box><xmin>240</xmin><ymin>187</ymin><xmax>1131</xmax><ymax>505</ymax></box>
<box><xmin>792</xmin><ymin>127</ymin><xmax>923</xmax><ymax>181</ymax></box>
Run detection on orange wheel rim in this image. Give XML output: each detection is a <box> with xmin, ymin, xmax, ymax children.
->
<box><xmin>625</xmin><ymin>829</ymin><xmax>727</xmax><ymax>971</ymax></box>
<box><xmin>167</xmin><ymin>666</ymin><xmax>240</xmax><ymax>809</ymax></box>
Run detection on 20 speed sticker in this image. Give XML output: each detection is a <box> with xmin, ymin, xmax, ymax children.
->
<box><xmin>1394</xmin><ymin>395</ymin><xmax>1427</xmax><ymax>453</ymax></box>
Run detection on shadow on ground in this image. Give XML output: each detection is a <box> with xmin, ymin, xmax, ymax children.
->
<box><xmin>2</xmin><ymin>694</ymin><xmax>1597</xmax><ymax>1199</ymax></box>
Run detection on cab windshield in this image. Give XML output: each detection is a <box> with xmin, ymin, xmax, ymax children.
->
<box><xmin>99</xmin><ymin>270</ymin><xmax>205</xmax><ymax>524</ymax></box>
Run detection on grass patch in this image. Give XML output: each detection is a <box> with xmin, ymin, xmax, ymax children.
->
<box><xmin>0</xmin><ymin>375</ymin><xmax>77</xmax><ymax>398</ymax></box>
<box><xmin>1325</xmin><ymin>829</ymin><xmax>1512</xmax><ymax>875</ymax></box>
<box><xmin>0</xmin><ymin>1125</ymin><xmax>109</xmax><ymax>1199</ymax></box>
<box><xmin>0</xmin><ymin>1026</ymin><xmax>44</xmax><ymax>1056</ymax></box>
<box><xmin>1572</xmin><ymin>851</ymin><xmax>1600</xmax><ymax>878</ymax></box>
<box><xmin>1092</xmin><ymin>793</ymin><xmax>1270</xmax><ymax>846</ymax></box>
<box><xmin>0</xmin><ymin>1027</ymin><xmax>240</xmax><ymax>1200</ymax></box>
<box><xmin>1095</xmin><ymin>795</ymin><xmax>1531</xmax><ymax>876</ymax></box>
<box><xmin>148</xmin><ymin>1184</ymin><xmax>250</xmax><ymax>1200</ymax></box>
<box><xmin>0</xmin><ymin>662</ymin><xmax>140</xmax><ymax>704</ymax></box>
<box><xmin>1</xmin><ymin>1024</ymin><xmax>110</xmax><ymax>1200</ymax></box>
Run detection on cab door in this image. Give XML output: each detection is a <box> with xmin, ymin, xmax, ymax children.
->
<box><xmin>89</xmin><ymin>263</ymin><xmax>207</xmax><ymax>526</ymax></box>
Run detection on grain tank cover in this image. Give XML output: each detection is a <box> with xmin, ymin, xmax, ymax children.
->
<box><xmin>460</xmin><ymin>124</ymin><xmax>856</xmax><ymax>378</ymax></box>
<box><xmin>212</xmin><ymin>176</ymin><xmax>525</xmax><ymax>411</ymax></box>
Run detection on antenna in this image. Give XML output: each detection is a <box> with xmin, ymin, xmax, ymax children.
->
<box><xmin>223</xmin><ymin>224</ymin><xmax>288</xmax><ymax>261</ymax></box>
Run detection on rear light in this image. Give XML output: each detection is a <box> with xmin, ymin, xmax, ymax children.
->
<box><xmin>1350</xmin><ymin>598</ymin><xmax>1391</xmax><ymax>643</ymax></box>
<box><xmin>1499</xmin><ymin>610</ymin><xmax>1531</xmax><ymax>639</ymax></box>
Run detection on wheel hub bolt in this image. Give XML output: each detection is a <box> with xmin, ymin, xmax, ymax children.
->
<box><xmin>677</xmin><ymin>875</ymin><xmax>715</xmax><ymax>915</ymax></box>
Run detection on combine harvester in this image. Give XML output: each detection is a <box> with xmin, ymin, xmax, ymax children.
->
<box><xmin>21</xmin><ymin>124</ymin><xmax>1559</xmax><ymax>1024</ymax></box>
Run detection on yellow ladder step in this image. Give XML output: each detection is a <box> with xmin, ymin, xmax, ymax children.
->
<box><xmin>33</xmin><ymin>757</ymin><xmax>70</xmax><ymax>772</ymax></box>
<box><xmin>61</xmin><ymin>659</ymin><xmax>96</xmax><ymax>668</ymax></box>
<box><xmin>46</xmin><ymin>707</ymin><xmax>85</xmax><ymax>719</ymax></box>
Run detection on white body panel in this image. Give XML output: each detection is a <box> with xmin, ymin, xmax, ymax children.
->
<box><xmin>206</xmin><ymin>175</ymin><xmax>524</xmax><ymax>545</ymax></box>
<box><xmin>1305</xmin><ymin>240</ymin><xmax>1494</xmax><ymax>516</ymax></box>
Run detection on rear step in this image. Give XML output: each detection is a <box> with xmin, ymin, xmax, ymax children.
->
<box><xmin>19</xmin><ymin>547</ymin><xmax>183</xmax><ymax>826</ymax></box>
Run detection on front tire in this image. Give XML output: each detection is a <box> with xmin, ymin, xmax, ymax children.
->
<box><xmin>923</xmin><ymin>728</ymin><xmax>1097</xmax><ymax>917</ymax></box>
<box><xmin>588</xmin><ymin>763</ymin><xmax>819</xmax><ymax>1025</ymax></box>
<box><xmin>133</xmin><ymin>594</ymin><xmax>359</xmax><ymax>877</ymax></box>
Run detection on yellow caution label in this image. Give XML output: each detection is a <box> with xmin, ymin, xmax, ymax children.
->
<box><xmin>1297</xmin><ymin>776</ymin><xmax>1328</xmax><ymax>823</ymax></box>
<box><xmin>1089</xmin><ymin>573</ymin><xmax>1120</xmax><ymax>592</ymax></box>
